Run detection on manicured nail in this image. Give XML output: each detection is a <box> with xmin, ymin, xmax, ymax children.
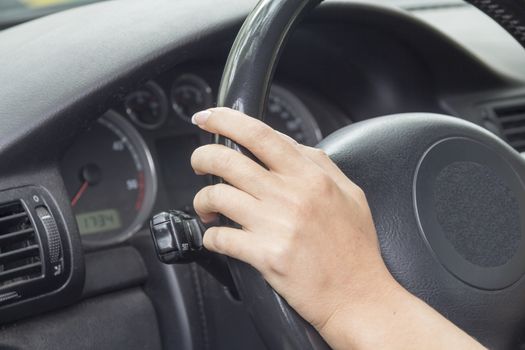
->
<box><xmin>191</xmin><ymin>110</ymin><xmax>212</xmax><ymax>125</ymax></box>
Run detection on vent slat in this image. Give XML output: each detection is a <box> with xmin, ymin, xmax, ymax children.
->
<box><xmin>0</xmin><ymin>228</ymin><xmax>34</xmax><ymax>244</ymax></box>
<box><xmin>510</xmin><ymin>139</ymin><xmax>525</xmax><ymax>148</ymax></box>
<box><xmin>0</xmin><ymin>245</ymin><xmax>40</xmax><ymax>265</ymax></box>
<box><xmin>503</xmin><ymin>125</ymin><xmax>525</xmax><ymax>136</ymax></box>
<box><xmin>0</xmin><ymin>262</ymin><xmax>42</xmax><ymax>283</ymax></box>
<box><xmin>498</xmin><ymin>113</ymin><xmax>525</xmax><ymax>123</ymax></box>
<box><xmin>0</xmin><ymin>212</ymin><xmax>27</xmax><ymax>225</ymax></box>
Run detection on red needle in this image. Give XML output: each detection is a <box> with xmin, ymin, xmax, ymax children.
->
<box><xmin>71</xmin><ymin>181</ymin><xmax>89</xmax><ymax>207</ymax></box>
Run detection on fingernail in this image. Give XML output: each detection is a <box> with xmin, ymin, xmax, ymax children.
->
<box><xmin>191</xmin><ymin>110</ymin><xmax>212</xmax><ymax>125</ymax></box>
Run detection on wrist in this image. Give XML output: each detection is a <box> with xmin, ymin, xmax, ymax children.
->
<box><xmin>317</xmin><ymin>277</ymin><xmax>485</xmax><ymax>350</ymax></box>
<box><xmin>316</xmin><ymin>272</ymin><xmax>409</xmax><ymax>350</ymax></box>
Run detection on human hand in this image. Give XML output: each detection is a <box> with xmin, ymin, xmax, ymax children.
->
<box><xmin>190</xmin><ymin>107</ymin><xmax>397</xmax><ymax>333</ymax></box>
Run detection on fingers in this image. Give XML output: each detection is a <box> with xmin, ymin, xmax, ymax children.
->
<box><xmin>193</xmin><ymin>183</ymin><xmax>259</xmax><ymax>226</ymax></box>
<box><xmin>297</xmin><ymin>145</ymin><xmax>353</xmax><ymax>189</ymax></box>
<box><xmin>203</xmin><ymin>226</ymin><xmax>264</xmax><ymax>268</ymax></box>
<box><xmin>275</xmin><ymin>130</ymin><xmax>298</xmax><ymax>145</ymax></box>
<box><xmin>191</xmin><ymin>144</ymin><xmax>273</xmax><ymax>198</ymax></box>
<box><xmin>191</xmin><ymin>108</ymin><xmax>304</xmax><ymax>173</ymax></box>
<box><xmin>274</xmin><ymin>130</ymin><xmax>353</xmax><ymax>190</ymax></box>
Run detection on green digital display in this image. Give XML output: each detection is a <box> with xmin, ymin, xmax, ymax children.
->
<box><xmin>76</xmin><ymin>209</ymin><xmax>122</xmax><ymax>235</ymax></box>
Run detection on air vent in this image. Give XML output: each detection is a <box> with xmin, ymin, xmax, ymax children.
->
<box><xmin>494</xmin><ymin>105</ymin><xmax>525</xmax><ymax>153</ymax></box>
<box><xmin>0</xmin><ymin>201</ymin><xmax>42</xmax><ymax>288</ymax></box>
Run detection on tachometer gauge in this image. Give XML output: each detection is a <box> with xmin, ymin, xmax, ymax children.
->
<box><xmin>267</xmin><ymin>85</ymin><xmax>322</xmax><ymax>146</ymax></box>
<box><xmin>61</xmin><ymin>111</ymin><xmax>157</xmax><ymax>247</ymax></box>
<box><xmin>124</xmin><ymin>81</ymin><xmax>168</xmax><ymax>130</ymax></box>
<box><xmin>171</xmin><ymin>74</ymin><xmax>213</xmax><ymax>122</ymax></box>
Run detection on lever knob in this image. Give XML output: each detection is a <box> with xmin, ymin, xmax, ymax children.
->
<box><xmin>150</xmin><ymin>210</ymin><xmax>203</xmax><ymax>264</ymax></box>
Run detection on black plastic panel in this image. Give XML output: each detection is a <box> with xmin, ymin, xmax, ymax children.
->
<box><xmin>82</xmin><ymin>246</ymin><xmax>147</xmax><ymax>298</ymax></box>
<box><xmin>0</xmin><ymin>288</ymin><xmax>162</xmax><ymax>350</ymax></box>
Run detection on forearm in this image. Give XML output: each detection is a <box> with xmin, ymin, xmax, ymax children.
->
<box><xmin>318</xmin><ymin>280</ymin><xmax>485</xmax><ymax>350</ymax></box>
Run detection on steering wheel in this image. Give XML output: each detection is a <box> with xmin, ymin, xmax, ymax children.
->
<box><xmin>216</xmin><ymin>1</ymin><xmax>525</xmax><ymax>349</ymax></box>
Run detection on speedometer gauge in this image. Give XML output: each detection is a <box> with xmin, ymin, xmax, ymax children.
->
<box><xmin>267</xmin><ymin>85</ymin><xmax>322</xmax><ymax>146</ymax></box>
<box><xmin>61</xmin><ymin>111</ymin><xmax>157</xmax><ymax>247</ymax></box>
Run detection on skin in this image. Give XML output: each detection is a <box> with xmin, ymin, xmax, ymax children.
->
<box><xmin>190</xmin><ymin>107</ymin><xmax>486</xmax><ymax>350</ymax></box>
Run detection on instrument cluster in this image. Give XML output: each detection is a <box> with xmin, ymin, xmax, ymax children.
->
<box><xmin>61</xmin><ymin>69</ymin><xmax>325</xmax><ymax>247</ymax></box>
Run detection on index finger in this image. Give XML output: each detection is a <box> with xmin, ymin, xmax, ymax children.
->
<box><xmin>191</xmin><ymin>107</ymin><xmax>304</xmax><ymax>173</ymax></box>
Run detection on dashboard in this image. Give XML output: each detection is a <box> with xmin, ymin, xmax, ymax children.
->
<box><xmin>60</xmin><ymin>65</ymin><xmax>345</xmax><ymax>248</ymax></box>
<box><xmin>57</xmin><ymin>2</ymin><xmax>525</xmax><ymax>249</ymax></box>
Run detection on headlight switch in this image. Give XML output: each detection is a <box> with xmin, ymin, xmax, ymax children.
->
<box><xmin>150</xmin><ymin>210</ymin><xmax>204</xmax><ymax>264</ymax></box>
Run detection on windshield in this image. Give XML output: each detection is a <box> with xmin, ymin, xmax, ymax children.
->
<box><xmin>0</xmin><ymin>0</ymin><xmax>465</xmax><ymax>29</ymax></box>
<box><xmin>0</xmin><ymin>0</ymin><xmax>99</xmax><ymax>28</ymax></box>
<box><xmin>2</xmin><ymin>0</ymin><xmax>91</xmax><ymax>9</ymax></box>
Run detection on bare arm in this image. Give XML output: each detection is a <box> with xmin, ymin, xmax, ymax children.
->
<box><xmin>190</xmin><ymin>107</ymin><xmax>485</xmax><ymax>350</ymax></box>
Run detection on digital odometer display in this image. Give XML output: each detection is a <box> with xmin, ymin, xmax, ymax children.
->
<box><xmin>76</xmin><ymin>209</ymin><xmax>122</xmax><ymax>235</ymax></box>
<box><xmin>61</xmin><ymin>111</ymin><xmax>156</xmax><ymax>245</ymax></box>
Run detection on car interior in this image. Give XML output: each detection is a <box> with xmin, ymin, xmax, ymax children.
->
<box><xmin>0</xmin><ymin>0</ymin><xmax>525</xmax><ymax>349</ymax></box>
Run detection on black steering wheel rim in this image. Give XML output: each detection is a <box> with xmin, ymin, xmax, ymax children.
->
<box><xmin>216</xmin><ymin>1</ymin><xmax>525</xmax><ymax>349</ymax></box>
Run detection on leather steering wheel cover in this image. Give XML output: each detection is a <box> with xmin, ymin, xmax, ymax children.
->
<box><xmin>217</xmin><ymin>1</ymin><xmax>525</xmax><ymax>349</ymax></box>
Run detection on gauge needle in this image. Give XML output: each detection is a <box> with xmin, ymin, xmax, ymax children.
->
<box><xmin>71</xmin><ymin>181</ymin><xmax>89</xmax><ymax>207</ymax></box>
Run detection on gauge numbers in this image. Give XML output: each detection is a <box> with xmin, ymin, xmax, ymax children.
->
<box><xmin>61</xmin><ymin>111</ymin><xmax>157</xmax><ymax>247</ymax></box>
